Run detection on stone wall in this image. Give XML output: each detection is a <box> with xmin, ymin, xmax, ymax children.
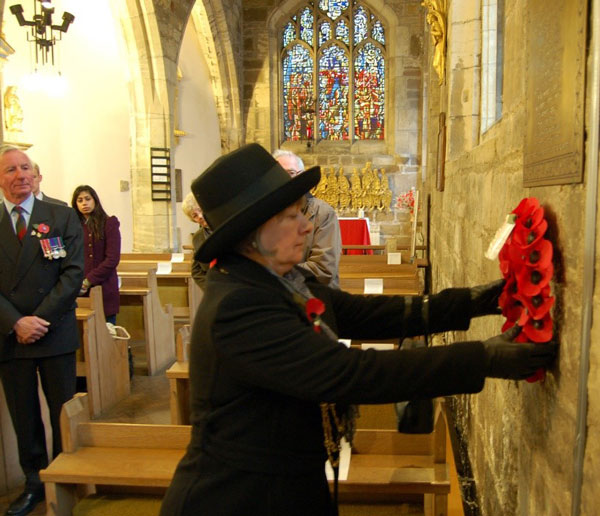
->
<box><xmin>422</xmin><ymin>0</ymin><xmax>597</xmax><ymax>514</ymax></box>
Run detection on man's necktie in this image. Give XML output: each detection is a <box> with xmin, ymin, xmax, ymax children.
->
<box><xmin>12</xmin><ymin>206</ymin><xmax>27</xmax><ymax>241</ymax></box>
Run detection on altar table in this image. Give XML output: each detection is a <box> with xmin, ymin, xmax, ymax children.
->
<box><xmin>339</xmin><ymin>218</ymin><xmax>372</xmax><ymax>255</ymax></box>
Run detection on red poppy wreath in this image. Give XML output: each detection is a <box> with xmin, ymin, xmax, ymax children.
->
<box><xmin>498</xmin><ymin>197</ymin><xmax>554</xmax><ymax>383</ymax></box>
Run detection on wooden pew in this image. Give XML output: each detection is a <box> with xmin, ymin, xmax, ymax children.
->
<box><xmin>339</xmin><ymin>262</ymin><xmax>419</xmax><ymax>278</ymax></box>
<box><xmin>76</xmin><ymin>287</ymin><xmax>130</xmax><ymax>417</ymax></box>
<box><xmin>120</xmin><ymin>252</ymin><xmax>192</xmax><ymax>263</ymax></box>
<box><xmin>341</xmin><ymin>250</ymin><xmax>429</xmax><ymax>268</ymax></box>
<box><xmin>339</xmin><ymin>277</ymin><xmax>421</xmax><ymax>296</ymax></box>
<box><xmin>340</xmin><ymin>253</ymin><xmax>429</xmax><ymax>268</ymax></box>
<box><xmin>75</xmin><ymin>307</ymin><xmax>100</xmax><ymax>417</ymax></box>
<box><xmin>118</xmin><ymin>261</ymin><xmax>196</xmax><ymax>327</ymax></box>
<box><xmin>118</xmin><ymin>269</ymin><xmax>176</xmax><ymax>375</ymax></box>
<box><xmin>339</xmin><ymin>404</ymin><xmax>449</xmax><ymax>516</ymax></box>
<box><xmin>41</xmin><ymin>394</ymin><xmax>449</xmax><ymax>516</ymax></box>
<box><xmin>339</xmin><ymin>258</ymin><xmax>422</xmax><ymax>296</ymax></box>
<box><xmin>40</xmin><ymin>393</ymin><xmax>189</xmax><ymax>516</ymax></box>
<box><xmin>166</xmin><ymin>327</ymin><xmax>191</xmax><ymax>425</ymax></box>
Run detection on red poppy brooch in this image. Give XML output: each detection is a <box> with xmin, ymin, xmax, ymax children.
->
<box><xmin>305</xmin><ymin>297</ymin><xmax>325</xmax><ymax>334</ymax></box>
<box><xmin>31</xmin><ymin>223</ymin><xmax>50</xmax><ymax>238</ymax></box>
<box><xmin>497</xmin><ymin>197</ymin><xmax>554</xmax><ymax>383</ymax></box>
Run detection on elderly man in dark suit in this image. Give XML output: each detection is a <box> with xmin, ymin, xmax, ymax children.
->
<box><xmin>0</xmin><ymin>145</ymin><xmax>83</xmax><ymax>516</ymax></box>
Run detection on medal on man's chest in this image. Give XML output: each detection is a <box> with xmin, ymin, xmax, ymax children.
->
<box><xmin>40</xmin><ymin>236</ymin><xmax>67</xmax><ymax>259</ymax></box>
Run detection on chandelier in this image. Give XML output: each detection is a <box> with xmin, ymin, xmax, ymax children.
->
<box><xmin>10</xmin><ymin>0</ymin><xmax>75</xmax><ymax>66</ymax></box>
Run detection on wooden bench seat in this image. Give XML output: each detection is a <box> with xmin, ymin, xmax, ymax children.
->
<box><xmin>341</xmin><ymin>253</ymin><xmax>429</xmax><ymax>268</ymax></box>
<box><xmin>339</xmin><ymin>277</ymin><xmax>421</xmax><ymax>296</ymax></box>
<box><xmin>118</xmin><ymin>261</ymin><xmax>200</xmax><ymax>328</ymax></box>
<box><xmin>42</xmin><ymin>394</ymin><xmax>449</xmax><ymax>515</ymax></box>
<box><xmin>120</xmin><ymin>252</ymin><xmax>192</xmax><ymax>263</ymax></box>
<box><xmin>118</xmin><ymin>270</ymin><xmax>175</xmax><ymax>375</ymax></box>
<box><xmin>40</xmin><ymin>393</ymin><xmax>189</xmax><ymax>515</ymax></box>
<box><xmin>76</xmin><ymin>287</ymin><xmax>130</xmax><ymax>417</ymax></box>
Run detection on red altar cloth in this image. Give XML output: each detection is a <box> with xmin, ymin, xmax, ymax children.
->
<box><xmin>339</xmin><ymin>218</ymin><xmax>372</xmax><ymax>255</ymax></box>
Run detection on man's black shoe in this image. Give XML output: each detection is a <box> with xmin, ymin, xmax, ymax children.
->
<box><xmin>5</xmin><ymin>490</ymin><xmax>45</xmax><ymax>516</ymax></box>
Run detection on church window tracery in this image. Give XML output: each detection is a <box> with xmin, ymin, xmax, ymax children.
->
<box><xmin>281</xmin><ymin>1</ymin><xmax>386</xmax><ymax>142</ymax></box>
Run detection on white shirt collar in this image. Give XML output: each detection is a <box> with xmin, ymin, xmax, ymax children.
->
<box><xmin>3</xmin><ymin>193</ymin><xmax>35</xmax><ymax>215</ymax></box>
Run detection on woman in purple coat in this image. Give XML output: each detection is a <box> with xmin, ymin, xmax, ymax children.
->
<box><xmin>71</xmin><ymin>185</ymin><xmax>121</xmax><ymax>324</ymax></box>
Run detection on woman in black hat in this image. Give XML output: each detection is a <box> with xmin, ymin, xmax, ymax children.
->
<box><xmin>160</xmin><ymin>143</ymin><xmax>556</xmax><ymax>516</ymax></box>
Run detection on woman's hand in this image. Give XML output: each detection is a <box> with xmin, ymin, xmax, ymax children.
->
<box><xmin>483</xmin><ymin>326</ymin><xmax>557</xmax><ymax>379</ymax></box>
<box><xmin>79</xmin><ymin>278</ymin><xmax>91</xmax><ymax>296</ymax></box>
<box><xmin>469</xmin><ymin>279</ymin><xmax>505</xmax><ymax>317</ymax></box>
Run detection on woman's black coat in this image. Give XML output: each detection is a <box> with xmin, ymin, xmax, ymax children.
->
<box><xmin>161</xmin><ymin>253</ymin><xmax>488</xmax><ymax>516</ymax></box>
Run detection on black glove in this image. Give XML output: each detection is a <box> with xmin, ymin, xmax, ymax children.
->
<box><xmin>470</xmin><ymin>279</ymin><xmax>505</xmax><ymax>317</ymax></box>
<box><xmin>484</xmin><ymin>326</ymin><xmax>558</xmax><ymax>380</ymax></box>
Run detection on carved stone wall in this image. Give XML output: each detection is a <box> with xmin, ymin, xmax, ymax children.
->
<box><xmin>422</xmin><ymin>0</ymin><xmax>597</xmax><ymax>514</ymax></box>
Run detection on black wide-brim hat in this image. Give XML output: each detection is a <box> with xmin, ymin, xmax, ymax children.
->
<box><xmin>192</xmin><ymin>143</ymin><xmax>320</xmax><ymax>262</ymax></box>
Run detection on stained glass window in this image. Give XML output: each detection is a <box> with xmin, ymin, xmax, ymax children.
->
<box><xmin>319</xmin><ymin>21</ymin><xmax>332</xmax><ymax>47</ymax></box>
<box><xmin>354</xmin><ymin>6</ymin><xmax>367</xmax><ymax>45</ymax></box>
<box><xmin>335</xmin><ymin>19</ymin><xmax>350</xmax><ymax>45</ymax></box>
<box><xmin>354</xmin><ymin>43</ymin><xmax>384</xmax><ymax>138</ymax></box>
<box><xmin>372</xmin><ymin>19</ymin><xmax>385</xmax><ymax>45</ymax></box>
<box><xmin>319</xmin><ymin>0</ymin><xmax>349</xmax><ymax>21</ymax></box>
<box><xmin>283</xmin><ymin>45</ymin><xmax>315</xmax><ymax>141</ymax></box>
<box><xmin>283</xmin><ymin>22</ymin><xmax>295</xmax><ymax>47</ymax></box>
<box><xmin>281</xmin><ymin>1</ymin><xmax>385</xmax><ymax>142</ymax></box>
<box><xmin>300</xmin><ymin>8</ymin><xmax>314</xmax><ymax>45</ymax></box>
<box><xmin>318</xmin><ymin>45</ymin><xmax>349</xmax><ymax>140</ymax></box>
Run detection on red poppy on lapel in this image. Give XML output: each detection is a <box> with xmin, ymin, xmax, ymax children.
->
<box><xmin>305</xmin><ymin>298</ymin><xmax>325</xmax><ymax>334</ymax></box>
<box><xmin>37</xmin><ymin>223</ymin><xmax>50</xmax><ymax>234</ymax></box>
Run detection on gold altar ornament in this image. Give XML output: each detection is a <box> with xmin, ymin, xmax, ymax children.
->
<box><xmin>312</xmin><ymin>162</ymin><xmax>392</xmax><ymax>215</ymax></box>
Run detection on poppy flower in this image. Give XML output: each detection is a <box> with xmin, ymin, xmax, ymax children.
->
<box><xmin>508</xmin><ymin>238</ymin><xmax>552</xmax><ymax>270</ymax></box>
<box><xmin>521</xmin><ymin>312</ymin><xmax>553</xmax><ymax>343</ymax></box>
<box><xmin>499</xmin><ymin>243</ymin><xmax>514</xmax><ymax>278</ymax></box>
<box><xmin>526</xmin><ymin>368</ymin><xmax>546</xmax><ymax>383</ymax></box>
<box><xmin>512</xmin><ymin>219</ymin><xmax>548</xmax><ymax>249</ymax></box>
<box><xmin>305</xmin><ymin>297</ymin><xmax>325</xmax><ymax>333</ymax></box>
<box><xmin>516</xmin><ymin>262</ymin><xmax>554</xmax><ymax>297</ymax></box>
<box><xmin>500</xmin><ymin>295</ymin><xmax>523</xmax><ymax>327</ymax></box>
<box><xmin>514</xmin><ymin>286</ymin><xmax>554</xmax><ymax>320</ymax></box>
<box><xmin>37</xmin><ymin>223</ymin><xmax>50</xmax><ymax>234</ymax></box>
<box><xmin>512</xmin><ymin>198</ymin><xmax>545</xmax><ymax>230</ymax></box>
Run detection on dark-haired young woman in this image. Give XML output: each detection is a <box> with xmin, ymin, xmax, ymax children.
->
<box><xmin>71</xmin><ymin>185</ymin><xmax>121</xmax><ymax>324</ymax></box>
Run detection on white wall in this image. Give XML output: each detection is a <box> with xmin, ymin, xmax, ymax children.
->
<box><xmin>173</xmin><ymin>16</ymin><xmax>221</xmax><ymax>247</ymax></box>
<box><xmin>2</xmin><ymin>0</ymin><xmax>133</xmax><ymax>250</ymax></box>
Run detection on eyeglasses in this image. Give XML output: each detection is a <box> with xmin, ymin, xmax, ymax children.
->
<box><xmin>286</xmin><ymin>169</ymin><xmax>304</xmax><ymax>178</ymax></box>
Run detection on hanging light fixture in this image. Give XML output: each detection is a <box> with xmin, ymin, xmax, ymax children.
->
<box><xmin>10</xmin><ymin>0</ymin><xmax>75</xmax><ymax>66</ymax></box>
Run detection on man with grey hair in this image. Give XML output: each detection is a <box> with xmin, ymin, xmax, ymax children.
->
<box><xmin>182</xmin><ymin>191</ymin><xmax>212</xmax><ymax>288</ymax></box>
<box><xmin>0</xmin><ymin>145</ymin><xmax>83</xmax><ymax>516</ymax></box>
<box><xmin>273</xmin><ymin>149</ymin><xmax>341</xmax><ymax>288</ymax></box>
